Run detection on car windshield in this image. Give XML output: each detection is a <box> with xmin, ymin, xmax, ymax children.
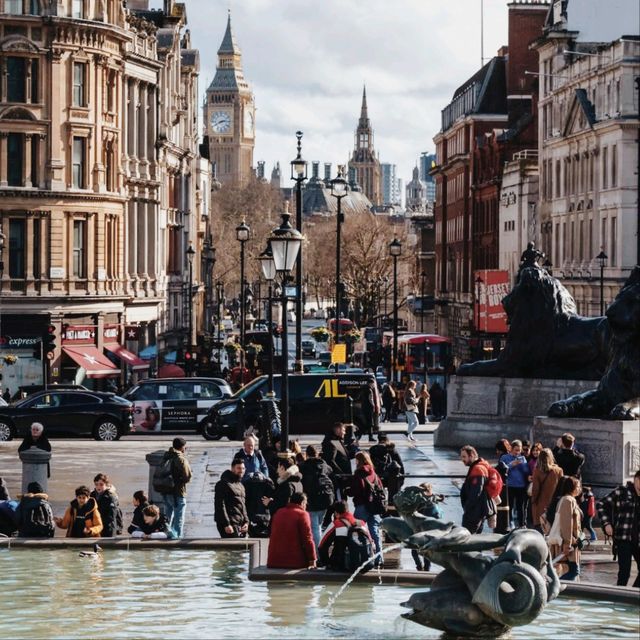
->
<box><xmin>232</xmin><ymin>376</ymin><xmax>267</xmax><ymax>399</ymax></box>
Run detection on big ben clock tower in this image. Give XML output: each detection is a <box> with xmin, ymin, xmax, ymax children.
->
<box><xmin>205</xmin><ymin>12</ymin><xmax>255</xmax><ymax>186</ymax></box>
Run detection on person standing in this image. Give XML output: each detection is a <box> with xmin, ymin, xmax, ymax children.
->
<box><xmin>91</xmin><ymin>473</ymin><xmax>122</xmax><ymax>537</ymax></box>
<box><xmin>530</xmin><ymin>448</ymin><xmax>563</xmax><ymax>532</ymax></box>
<box><xmin>267</xmin><ymin>492</ymin><xmax>317</xmax><ymax>570</ymax></box>
<box><xmin>235</xmin><ymin>436</ymin><xmax>269</xmax><ymax>479</ymax></box>
<box><xmin>360</xmin><ymin>379</ymin><xmax>379</xmax><ymax>442</ymax></box>
<box><xmin>417</xmin><ymin>382</ymin><xmax>430</xmax><ymax>425</ymax></box>
<box><xmin>300</xmin><ymin>445</ymin><xmax>334</xmax><ymax>550</ymax></box>
<box><xmin>547</xmin><ymin>476</ymin><xmax>583</xmax><ymax>581</ymax></box>
<box><xmin>596</xmin><ymin>470</ymin><xmax>640</xmax><ymax>587</ymax></box>
<box><xmin>321</xmin><ymin>423</ymin><xmax>352</xmax><ymax>500</ymax></box>
<box><xmin>160</xmin><ymin>437</ymin><xmax>192</xmax><ymax>538</ymax></box>
<box><xmin>381</xmin><ymin>382</ymin><xmax>396</xmax><ymax>422</ymax></box>
<box><xmin>499</xmin><ymin>439</ymin><xmax>529</xmax><ymax>529</ymax></box>
<box><xmin>459</xmin><ymin>446</ymin><xmax>493</xmax><ymax>534</ymax></box>
<box><xmin>553</xmin><ymin>433</ymin><xmax>585</xmax><ymax>480</ymax></box>
<box><xmin>214</xmin><ymin>458</ymin><xmax>249</xmax><ymax>538</ymax></box>
<box><xmin>2</xmin><ymin>388</ymin><xmax>11</xmax><ymax>403</ymax></box>
<box><xmin>403</xmin><ymin>380</ymin><xmax>419</xmax><ymax>441</ymax></box>
<box><xmin>369</xmin><ymin>434</ymin><xmax>405</xmax><ymax>503</ymax></box>
<box><xmin>349</xmin><ymin>451</ymin><xmax>384</xmax><ymax>562</ymax></box>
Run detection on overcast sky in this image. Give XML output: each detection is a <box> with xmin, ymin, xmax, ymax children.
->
<box><xmin>150</xmin><ymin>0</ymin><xmax>512</xmax><ymax>186</ymax></box>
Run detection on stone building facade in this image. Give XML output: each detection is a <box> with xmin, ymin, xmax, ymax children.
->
<box><xmin>535</xmin><ymin>0</ymin><xmax>639</xmax><ymax>315</ymax></box>
<box><xmin>0</xmin><ymin>0</ymin><xmax>208</xmax><ymax>393</ymax></box>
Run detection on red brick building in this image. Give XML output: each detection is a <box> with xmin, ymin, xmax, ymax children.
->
<box><xmin>432</xmin><ymin>0</ymin><xmax>548</xmax><ymax>364</ymax></box>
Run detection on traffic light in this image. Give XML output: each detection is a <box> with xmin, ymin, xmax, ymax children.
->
<box><xmin>43</xmin><ymin>325</ymin><xmax>56</xmax><ymax>360</ymax></box>
<box><xmin>184</xmin><ymin>351</ymin><xmax>194</xmax><ymax>374</ymax></box>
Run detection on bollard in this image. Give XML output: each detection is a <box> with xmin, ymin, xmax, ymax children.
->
<box><xmin>146</xmin><ymin>449</ymin><xmax>167</xmax><ymax>512</ymax></box>
<box><xmin>19</xmin><ymin>447</ymin><xmax>52</xmax><ymax>495</ymax></box>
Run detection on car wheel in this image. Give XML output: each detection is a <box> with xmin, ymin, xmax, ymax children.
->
<box><xmin>202</xmin><ymin>421</ymin><xmax>222</xmax><ymax>441</ymax></box>
<box><xmin>94</xmin><ymin>419</ymin><xmax>120</xmax><ymax>441</ymax></box>
<box><xmin>0</xmin><ymin>421</ymin><xmax>14</xmax><ymax>441</ymax></box>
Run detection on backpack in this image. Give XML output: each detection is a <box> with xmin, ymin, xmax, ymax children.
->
<box><xmin>302</xmin><ymin>465</ymin><xmax>334</xmax><ymax>510</ymax></box>
<box><xmin>115</xmin><ymin>504</ymin><xmax>124</xmax><ymax>535</ymax></box>
<box><xmin>479</xmin><ymin>462</ymin><xmax>504</xmax><ymax>500</ymax></box>
<box><xmin>342</xmin><ymin>519</ymin><xmax>375</xmax><ymax>574</ymax></box>
<box><xmin>364</xmin><ymin>475</ymin><xmax>387</xmax><ymax>515</ymax></box>
<box><xmin>153</xmin><ymin>457</ymin><xmax>175</xmax><ymax>494</ymax></box>
<box><xmin>23</xmin><ymin>501</ymin><xmax>54</xmax><ymax>538</ymax></box>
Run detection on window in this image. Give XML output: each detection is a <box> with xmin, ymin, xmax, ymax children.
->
<box><xmin>4</xmin><ymin>0</ymin><xmax>23</xmax><ymax>14</ymax></box>
<box><xmin>9</xmin><ymin>218</ymin><xmax>25</xmax><ymax>279</ymax></box>
<box><xmin>602</xmin><ymin>146</ymin><xmax>608</xmax><ymax>189</ymax></box>
<box><xmin>611</xmin><ymin>144</ymin><xmax>617</xmax><ymax>187</ymax></box>
<box><xmin>105</xmin><ymin>142</ymin><xmax>114</xmax><ymax>191</ymax></box>
<box><xmin>72</xmin><ymin>62</ymin><xmax>86</xmax><ymax>107</ymax></box>
<box><xmin>7</xmin><ymin>132</ymin><xmax>23</xmax><ymax>186</ymax></box>
<box><xmin>33</xmin><ymin>217</ymin><xmax>40</xmax><ymax>278</ymax></box>
<box><xmin>7</xmin><ymin>57</ymin><xmax>26</xmax><ymax>102</ymax></box>
<box><xmin>555</xmin><ymin>160</ymin><xmax>561</xmax><ymax>198</ymax></box>
<box><xmin>30</xmin><ymin>134</ymin><xmax>38</xmax><ymax>186</ymax></box>
<box><xmin>30</xmin><ymin>57</ymin><xmax>38</xmax><ymax>102</ymax></box>
<box><xmin>610</xmin><ymin>217</ymin><xmax>617</xmax><ymax>267</ymax></box>
<box><xmin>72</xmin><ymin>137</ymin><xmax>86</xmax><ymax>188</ymax></box>
<box><xmin>71</xmin><ymin>0</ymin><xmax>84</xmax><ymax>18</ymax></box>
<box><xmin>72</xmin><ymin>219</ymin><xmax>85</xmax><ymax>278</ymax></box>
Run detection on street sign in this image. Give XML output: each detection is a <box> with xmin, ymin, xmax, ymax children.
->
<box><xmin>331</xmin><ymin>343</ymin><xmax>347</xmax><ymax>364</ymax></box>
<box><xmin>284</xmin><ymin>286</ymin><xmax>298</xmax><ymax>298</ymax></box>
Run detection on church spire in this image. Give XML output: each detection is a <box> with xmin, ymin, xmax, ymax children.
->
<box><xmin>359</xmin><ymin>85</ymin><xmax>369</xmax><ymax>128</ymax></box>
<box><xmin>218</xmin><ymin>10</ymin><xmax>241</xmax><ymax>55</ymax></box>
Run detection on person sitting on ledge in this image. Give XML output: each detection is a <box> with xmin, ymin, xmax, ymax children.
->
<box><xmin>15</xmin><ymin>482</ymin><xmax>54</xmax><ymax>538</ymax></box>
<box><xmin>54</xmin><ymin>485</ymin><xmax>103</xmax><ymax>538</ymax></box>
<box><xmin>267</xmin><ymin>492</ymin><xmax>316</xmax><ymax>570</ymax></box>
<box><xmin>130</xmin><ymin>505</ymin><xmax>171</xmax><ymax>539</ymax></box>
<box><xmin>127</xmin><ymin>490</ymin><xmax>150</xmax><ymax>535</ymax></box>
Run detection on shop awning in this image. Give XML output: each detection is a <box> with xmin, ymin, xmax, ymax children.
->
<box><xmin>139</xmin><ymin>345</ymin><xmax>158</xmax><ymax>360</ymax></box>
<box><xmin>104</xmin><ymin>343</ymin><xmax>150</xmax><ymax>371</ymax></box>
<box><xmin>62</xmin><ymin>345</ymin><xmax>121</xmax><ymax>379</ymax></box>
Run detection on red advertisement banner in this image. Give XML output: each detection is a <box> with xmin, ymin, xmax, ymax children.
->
<box><xmin>474</xmin><ymin>270</ymin><xmax>510</xmax><ymax>334</ymax></box>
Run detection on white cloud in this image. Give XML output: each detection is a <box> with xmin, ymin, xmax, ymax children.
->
<box><xmin>151</xmin><ymin>0</ymin><xmax>512</xmax><ymax>183</ymax></box>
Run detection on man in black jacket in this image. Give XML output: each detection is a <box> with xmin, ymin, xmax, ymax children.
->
<box><xmin>300</xmin><ymin>445</ymin><xmax>334</xmax><ymax>548</ymax></box>
<box><xmin>16</xmin><ymin>481</ymin><xmax>54</xmax><ymax>538</ymax></box>
<box><xmin>214</xmin><ymin>458</ymin><xmax>249</xmax><ymax>538</ymax></box>
<box><xmin>91</xmin><ymin>473</ymin><xmax>122</xmax><ymax>537</ymax></box>
<box><xmin>459</xmin><ymin>446</ymin><xmax>493</xmax><ymax>534</ymax></box>
<box><xmin>321</xmin><ymin>423</ymin><xmax>352</xmax><ymax>499</ymax></box>
<box><xmin>553</xmin><ymin>433</ymin><xmax>585</xmax><ymax>479</ymax></box>
<box><xmin>369</xmin><ymin>434</ymin><xmax>405</xmax><ymax>501</ymax></box>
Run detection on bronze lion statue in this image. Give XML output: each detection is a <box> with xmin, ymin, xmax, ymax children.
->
<box><xmin>458</xmin><ymin>265</ymin><xmax>610</xmax><ymax>380</ymax></box>
<box><xmin>549</xmin><ymin>266</ymin><xmax>640</xmax><ymax>420</ymax></box>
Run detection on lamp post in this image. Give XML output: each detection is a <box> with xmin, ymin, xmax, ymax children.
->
<box><xmin>330</xmin><ymin>166</ymin><xmax>348</xmax><ymax>345</ymax></box>
<box><xmin>268</xmin><ymin>205</ymin><xmax>303</xmax><ymax>456</ymax></box>
<box><xmin>236</xmin><ymin>220</ymin><xmax>250</xmax><ymax>368</ymax></box>
<box><xmin>389</xmin><ymin>238</ymin><xmax>402</xmax><ymax>383</ymax></box>
<box><xmin>186</xmin><ymin>243</ymin><xmax>196</xmax><ymax>376</ymax></box>
<box><xmin>259</xmin><ymin>245</ymin><xmax>277</xmax><ymax>396</ymax></box>
<box><xmin>596</xmin><ymin>249</ymin><xmax>608</xmax><ymax>316</ymax></box>
<box><xmin>203</xmin><ymin>241</ymin><xmax>216</xmax><ymax>335</ymax></box>
<box><xmin>216</xmin><ymin>282</ymin><xmax>224</xmax><ymax>371</ymax></box>
<box><xmin>475</xmin><ymin>274</ymin><xmax>484</xmax><ymax>333</ymax></box>
<box><xmin>420</xmin><ymin>271</ymin><xmax>427</xmax><ymax>334</ymax></box>
<box><xmin>291</xmin><ymin>131</ymin><xmax>307</xmax><ymax>373</ymax></box>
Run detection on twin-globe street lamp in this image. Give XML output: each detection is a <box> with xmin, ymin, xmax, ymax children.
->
<box><xmin>186</xmin><ymin>243</ymin><xmax>196</xmax><ymax>376</ymax></box>
<box><xmin>596</xmin><ymin>249</ymin><xmax>608</xmax><ymax>316</ymax></box>
<box><xmin>330</xmin><ymin>166</ymin><xmax>348</xmax><ymax>345</ymax></box>
<box><xmin>258</xmin><ymin>245</ymin><xmax>277</xmax><ymax>397</ymax></box>
<box><xmin>268</xmin><ymin>206</ymin><xmax>303</xmax><ymax>455</ymax></box>
<box><xmin>389</xmin><ymin>237</ymin><xmax>402</xmax><ymax>383</ymax></box>
<box><xmin>236</xmin><ymin>220</ymin><xmax>250</xmax><ymax>372</ymax></box>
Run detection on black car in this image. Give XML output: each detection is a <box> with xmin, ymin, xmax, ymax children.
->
<box><xmin>0</xmin><ymin>390</ymin><xmax>134</xmax><ymax>442</ymax></box>
<box><xmin>301</xmin><ymin>340</ymin><xmax>316</xmax><ymax>358</ymax></box>
<box><xmin>202</xmin><ymin>372</ymin><xmax>378</xmax><ymax>440</ymax></box>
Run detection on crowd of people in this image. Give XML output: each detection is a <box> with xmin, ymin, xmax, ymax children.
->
<box><xmin>459</xmin><ymin>433</ymin><xmax>639</xmax><ymax>586</ymax></box>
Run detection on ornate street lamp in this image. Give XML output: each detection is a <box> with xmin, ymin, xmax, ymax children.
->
<box><xmin>330</xmin><ymin>166</ymin><xmax>348</xmax><ymax>344</ymax></box>
<box><xmin>420</xmin><ymin>271</ymin><xmax>427</xmax><ymax>334</ymax></box>
<box><xmin>596</xmin><ymin>249</ymin><xmax>608</xmax><ymax>315</ymax></box>
<box><xmin>259</xmin><ymin>245</ymin><xmax>277</xmax><ymax>396</ymax></box>
<box><xmin>268</xmin><ymin>204</ymin><xmax>303</xmax><ymax>455</ymax></box>
<box><xmin>186</xmin><ymin>243</ymin><xmax>196</xmax><ymax>376</ymax></box>
<box><xmin>290</xmin><ymin>131</ymin><xmax>307</xmax><ymax>373</ymax></box>
<box><xmin>236</xmin><ymin>220</ymin><xmax>250</xmax><ymax>358</ymax></box>
<box><xmin>389</xmin><ymin>238</ymin><xmax>402</xmax><ymax>383</ymax></box>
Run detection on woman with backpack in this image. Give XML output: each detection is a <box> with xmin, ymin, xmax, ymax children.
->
<box><xmin>300</xmin><ymin>445</ymin><xmax>334</xmax><ymax>550</ymax></box>
<box><xmin>348</xmin><ymin>451</ymin><xmax>385</xmax><ymax>564</ymax></box>
<box><xmin>531</xmin><ymin>448</ymin><xmax>563</xmax><ymax>532</ymax></box>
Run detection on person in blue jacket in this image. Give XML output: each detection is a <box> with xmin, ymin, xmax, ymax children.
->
<box><xmin>499</xmin><ymin>439</ymin><xmax>530</xmax><ymax>529</ymax></box>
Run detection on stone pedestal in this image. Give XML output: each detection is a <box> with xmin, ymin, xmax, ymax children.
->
<box><xmin>434</xmin><ymin>376</ymin><xmax>595</xmax><ymax>448</ymax></box>
<box><xmin>531</xmin><ymin>416</ymin><xmax>640</xmax><ymax>487</ymax></box>
<box><xmin>146</xmin><ymin>449</ymin><xmax>167</xmax><ymax>510</ymax></box>
<box><xmin>19</xmin><ymin>447</ymin><xmax>52</xmax><ymax>494</ymax></box>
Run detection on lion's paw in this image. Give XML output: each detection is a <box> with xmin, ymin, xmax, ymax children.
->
<box><xmin>610</xmin><ymin>402</ymin><xmax>640</xmax><ymax>421</ymax></box>
<box><xmin>548</xmin><ymin>401</ymin><xmax>571</xmax><ymax>418</ymax></box>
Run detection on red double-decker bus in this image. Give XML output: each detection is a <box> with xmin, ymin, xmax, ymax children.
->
<box><xmin>396</xmin><ymin>334</ymin><xmax>453</xmax><ymax>386</ymax></box>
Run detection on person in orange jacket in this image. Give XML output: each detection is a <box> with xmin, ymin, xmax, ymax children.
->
<box><xmin>54</xmin><ymin>485</ymin><xmax>103</xmax><ymax>538</ymax></box>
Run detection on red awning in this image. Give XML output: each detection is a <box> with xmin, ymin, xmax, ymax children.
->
<box><xmin>104</xmin><ymin>343</ymin><xmax>150</xmax><ymax>371</ymax></box>
<box><xmin>62</xmin><ymin>345</ymin><xmax>121</xmax><ymax>379</ymax></box>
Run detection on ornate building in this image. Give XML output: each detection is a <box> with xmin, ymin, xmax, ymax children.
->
<box><xmin>349</xmin><ymin>86</ymin><xmax>381</xmax><ymax>207</ymax></box>
<box><xmin>0</xmin><ymin>0</ymin><xmax>209</xmax><ymax>393</ymax></box>
<box><xmin>204</xmin><ymin>12</ymin><xmax>255</xmax><ymax>186</ymax></box>
<box><xmin>405</xmin><ymin>166</ymin><xmax>428</xmax><ymax>212</ymax></box>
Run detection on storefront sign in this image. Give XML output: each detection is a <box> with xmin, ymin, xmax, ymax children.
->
<box><xmin>103</xmin><ymin>326</ymin><xmax>120</xmax><ymax>341</ymax></box>
<box><xmin>0</xmin><ymin>335</ymin><xmax>41</xmax><ymax>349</ymax></box>
<box><xmin>62</xmin><ymin>326</ymin><xmax>96</xmax><ymax>344</ymax></box>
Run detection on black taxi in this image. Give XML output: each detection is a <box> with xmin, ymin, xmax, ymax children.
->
<box><xmin>201</xmin><ymin>372</ymin><xmax>377</xmax><ymax>440</ymax></box>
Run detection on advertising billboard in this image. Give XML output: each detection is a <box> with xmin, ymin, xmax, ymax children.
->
<box><xmin>474</xmin><ymin>270</ymin><xmax>510</xmax><ymax>333</ymax></box>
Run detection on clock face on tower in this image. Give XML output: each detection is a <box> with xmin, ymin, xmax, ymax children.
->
<box><xmin>211</xmin><ymin>110</ymin><xmax>232</xmax><ymax>134</ymax></box>
<box><xmin>244</xmin><ymin>108</ymin><xmax>254</xmax><ymax>137</ymax></box>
